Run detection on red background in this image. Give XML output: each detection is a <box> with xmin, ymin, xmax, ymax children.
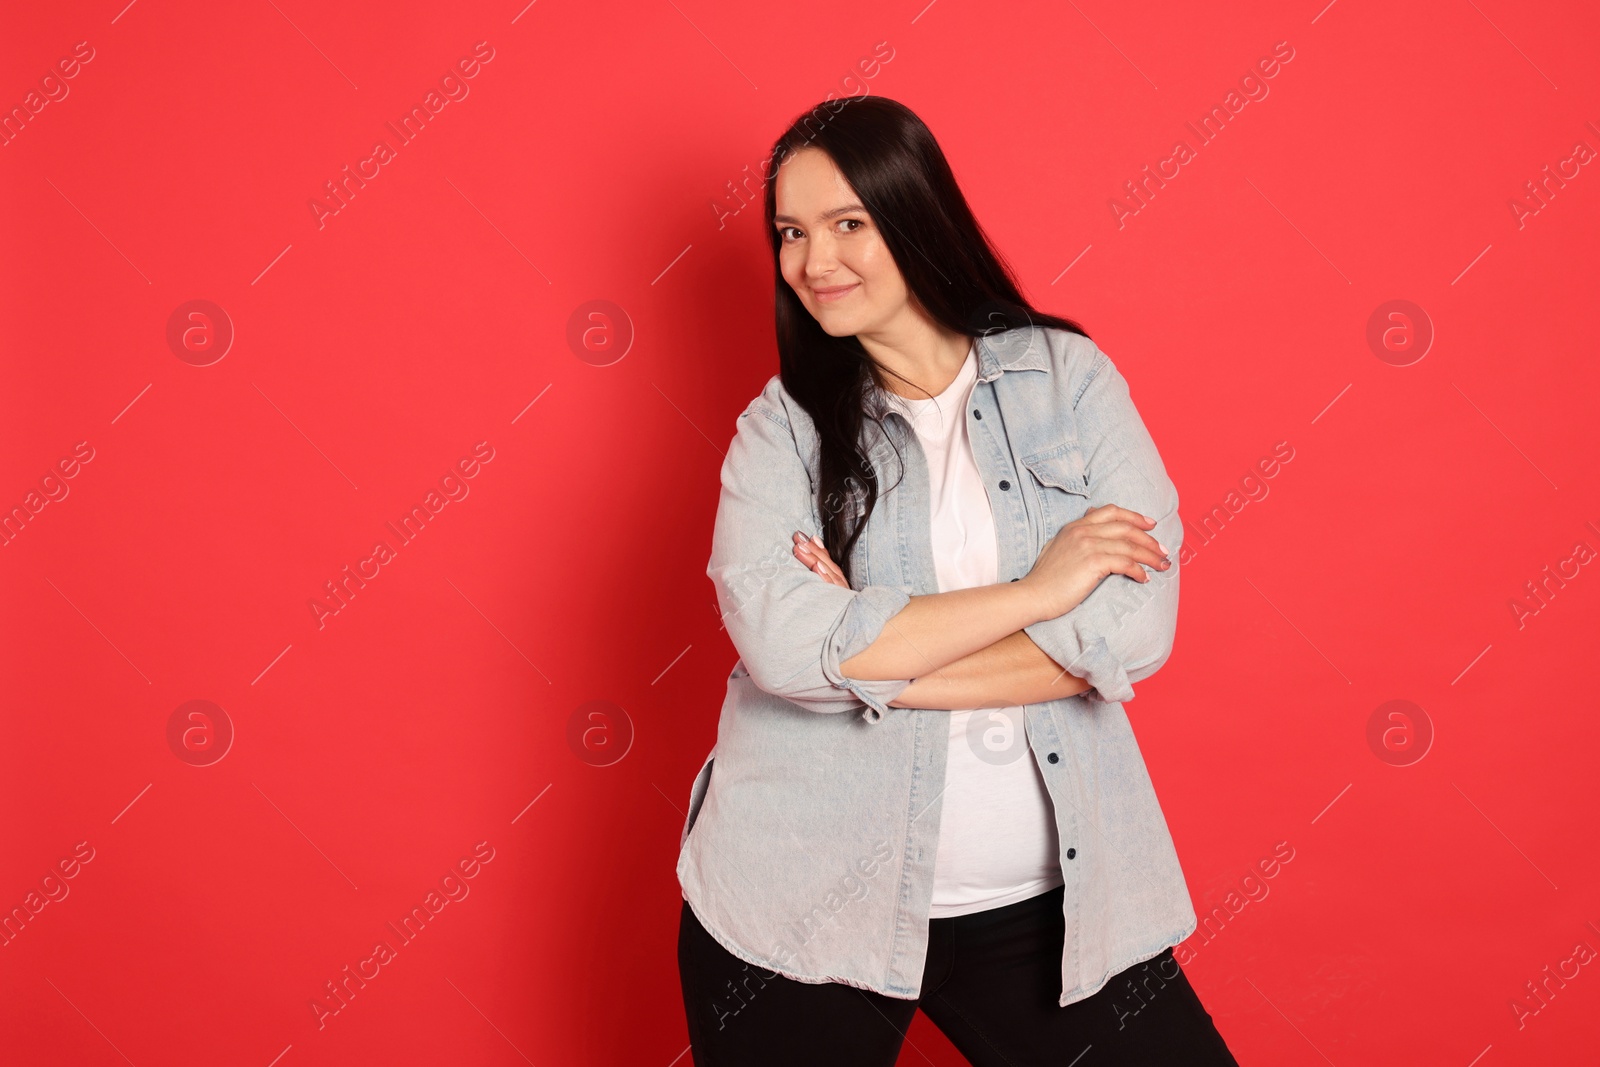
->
<box><xmin>3</xmin><ymin>1</ymin><xmax>1598</xmax><ymax>1063</ymax></box>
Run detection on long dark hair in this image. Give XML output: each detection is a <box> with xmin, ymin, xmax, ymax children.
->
<box><xmin>761</xmin><ymin>95</ymin><xmax>1091</xmax><ymax>586</ymax></box>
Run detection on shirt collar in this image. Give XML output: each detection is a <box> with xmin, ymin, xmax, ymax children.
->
<box><xmin>872</xmin><ymin>327</ymin><xmax>1048</xmax><ymax>447</ymax></box>
<box><xmin>974</xmin><ymin>325</ymin><xmax>1050</xmax><ymax>383</ymax></box>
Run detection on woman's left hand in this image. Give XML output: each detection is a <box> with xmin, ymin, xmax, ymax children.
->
<box><xmin>792</xmin><ymin>531</ymin><xmax>849</xmax><ymax>589</ymax></box>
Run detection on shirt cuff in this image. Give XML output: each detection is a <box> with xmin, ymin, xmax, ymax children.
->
<box><xmin>820</xmin><ymin>583</ymin><xmax>914</xmax><ymax>723</ymax></box>
<box><xmin>1021</xmin><ymin>618</ymin><xmax>1136</xmax><ymax>705</ymax></box>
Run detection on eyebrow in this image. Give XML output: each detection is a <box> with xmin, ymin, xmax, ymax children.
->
<box><xmin>773</xmin><ymin>202</ymin><xmax>868</xmax><ymax>225</ymax></box>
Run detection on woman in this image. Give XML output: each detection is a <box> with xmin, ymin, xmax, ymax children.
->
<box><xmin>676</xmin><ymin>96</ymin><xmax>1237</xmax><ymax>1066</ymax></box>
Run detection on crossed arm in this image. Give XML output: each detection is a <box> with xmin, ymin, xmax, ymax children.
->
<box><xmin>792</xmin><ymin>533</ymin><xmax>1091</xmax><ymax>710</ymax></box>
<box><xmin>712</xmin><ymin>345</ymin><xmax>1177</xmax><ymax>720</ymax></box>
<box><xmin>890</xmin><ymin>628</ymin><xmax>1091</xmax><ymax>709</ymax></box>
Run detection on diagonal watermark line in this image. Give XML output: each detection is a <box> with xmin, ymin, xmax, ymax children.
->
<box><xmin>1244</xmin><ymin>176</ymin><xmax>1351</xmax><ymax>284</ymax></box>
<box><xmin>45</xmin><ymin>177</ymin><xmax>150</xmax><ymax>284</ymax></box>
<box><xmin>1452</xmin><ymin>780</ymin><xmax>1559</xmax><ymax>890</ymax></box>
<box><xmin>512</xmin><ymin>783</ymin><xmax>552</xmax><ymax>824</ymax></box>
<box><xmin>251</xmin><ymin>644</ymin><xmax>293</xmax><ymax>686</ymax></box>
<box><xmin>111</xmin><ymin>783</ymin><xmax>152</xmax><ymax>824</ymax></box>
<box><xmin>44</xmin><ymin>978</ymin><xmax>137</xmax><ymax>1065</ymax></box>
<box><xmin>445</xmin><ymin>177</ymin><xmax>550</xmax><ymax>282</ymax></box>
<box><xmin>652</xmin><ymin>244</ymin><xmax>693</xmax><ymax>285</ymax></box>
<box><xmin>1464</xmin><ymin>0</ymin><xmax>1558</xmax><ymax>89</ymax></box>
<box><xmin>908</xmin><ymin>776</ymin><xmax>952</xmax><ymax>827</ymax></box>
<box><xmin>851</xmin><ymin>986</ymin><xmax>930</xmax><ymax>1062</ymax></box>
<box><xmin>253</xmin><ymin>782</ymin><xmax>359</xmax><ymax>890</ymax></box>
<box><xmin>1451</xmin><ymin>243</ymin><xmax>1493</xmax><ymax>285</ymax></box>
<box><xmin>653</xmin><ymin>781</ymin><xmax>688</xmax><ymax>821</ymax></box>
<box><xmin>111</xmin><ymin>383</ymin><xmax>153</xmax><ymax>424</ymax></box>
<box><xmin>1066</xmin><ymin>1</ymin><xmax>1158</xmax><ymax>89</ymax></box>
<box><xmin>445</xmin><ymin>976</ymin><xmax>537</xmax><ymax>1064</ymax></box>
<box><xmin>446</xmin><ymin>576</ymin><xmax>550</xmax><ymax>683</ymax></box>
<box><xmin>1310</xmin><ymin>383</ymin><xmax>1351</xmax><ymax>425</ymax></box>
<box><xmin>662</xmin><ymin>0</ymin><xmax>757</xmax><ymax>89</ymax></box>
<box><xmin>1310</xmin><ymin>783</ymin><xmax>1351</xmax><ymax>825</ymax></box>
<box><xmin>512</xmin><ymin>382</ymin><xmax>553</xmax><ymax>424</ymax></box>
<box><xmin>653</xmin><ymin>645</ymin><xmax>693</xmax><ymax>685</ymax></box>
<box><xmin>37</xmin><ymin>570</ymin><xmax>150</xmax><ymax>683</ymax></box>
<box><xmin>1243</xmin><ymin>975</ymin><xmax>1338</xmax><ymax>1064</ymax></box>
<box><xmin>1451</xmin><ymin>643</ymin><xmax>1492</xmax><ymax>686</ymax></box>
<box><xmin>1451</xmin><ymin>381</ymin><xmax>1557</xmax><ymax>489</ymax></box>
<box><xmin>264</xmin><ymin>0</ymin><xmax>359</xmax><ymax>89</ymax></box>
<box><xmin>252</xmin><ymin>244</ymin><xmax>293</xmax><ymax>285</ymax></box>
<box><xmin>252</xmin><ymin>382</ymin><xmax>360</xmax><ymax>488</ymax></box>
<box><xmin>654</xmin><ymin>382</ymin><xmax>727</xmax><ymax>458</ymax></box>
<box><xmin>1242</xmin><ymin>576</ymin><xmax>1352</xmax><ymax>684</ymax></box>
<box><xmin>1051</xmin><ymin>244</ymin><xmax>1093</xmax><ymax>285</ymax></box>
<box><xmin>850</xmin><ymin>184</ymin><xmax>952</xmax><ymax>286</ymax></box>
<box><xmin>652</xmin><ymin>775</ymin><xmax>768</xmax><ymax>905</ymax></box>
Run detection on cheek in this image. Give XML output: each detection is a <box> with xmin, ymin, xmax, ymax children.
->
<box><xmin>855</xmin><ymin>243</ymin><xmax>900</xmax><ymax>294</ymax></box>
<box><xmin>774</xmin><ymin>260</ymin><xmax>800</xmax><ymax>302</ymax></box>
<box><xmin>779</xmin><ymin>248</ymin><xmax>807</xmax><ymax>289</ymax></box>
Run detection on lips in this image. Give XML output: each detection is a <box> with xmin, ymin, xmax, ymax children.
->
<box><xmin>813</xmin><ymin>283</ymin><xmax>859</xmax><ymax>302</ymax></box>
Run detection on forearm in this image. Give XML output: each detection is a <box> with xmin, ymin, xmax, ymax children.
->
<box><xmin>839</xmin><ymin>580</ymin><xmax>1045</xmax><ymax>682</ymax></box>
<box><xmin>889</xmin><ymin>629</ymin><xmax>1091</xmax><ymax>709</ymax></box>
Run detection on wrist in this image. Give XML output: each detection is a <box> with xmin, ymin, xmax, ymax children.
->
<box><xmin>1008</xmin><ymin>575</ymin><xmax>1055</xmax><ymax>627</ymax></box>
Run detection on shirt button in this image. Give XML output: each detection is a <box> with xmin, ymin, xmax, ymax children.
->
<box><xmin>973</xmin><ymin>409</ymin><xmax>982</xmax><ymax>419</ymax></box>
<box><xmin>1066</xmin><ymin>848</ymin><xmax>1076</xmax><ymax>859</ymax></box>
<box><xmin>999</xmin><ymin>479</ymin><xmax>1011</xmax><ymax>491</ymax></box>
<box><xmin>1047</xmin><ymin>752</ymin><xmax>1059</xmax><ymax>763</ymax></box>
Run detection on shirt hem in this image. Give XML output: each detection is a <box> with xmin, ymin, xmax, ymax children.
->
<box><xmin>681</xmin><ymin>891</ymin><xmax>919</xmax><ymax>1002</ymax></box>
<box><xmin>1058</xmin><ymin>913</ymin><xmax>1200</xmax><ymax>1008</ymax></box>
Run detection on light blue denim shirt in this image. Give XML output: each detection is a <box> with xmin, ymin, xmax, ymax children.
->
<box><xmin>677</xmin><ymin>325</ymin><xmax>1197</xmax><ymax>1009</ymax></box>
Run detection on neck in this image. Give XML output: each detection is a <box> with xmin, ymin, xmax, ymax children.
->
<box><xmin>858</xmin><ymin>316</ymin><xmax>971</xmax><ymax>400</ymax></box>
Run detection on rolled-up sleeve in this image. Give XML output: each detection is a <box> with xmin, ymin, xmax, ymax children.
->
<box><xmin>709</xmin><ymin>399</ymin><xmax>914</xmax><ymax>723</ymax></box>
<box><xmin>1021</xmin><ymin>347</ymin><xmax>1181</xmax><ymax>705</ymax></box>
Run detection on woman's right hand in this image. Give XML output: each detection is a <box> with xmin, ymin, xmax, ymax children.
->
<box><xmin>1018</xmin><ymin>505</ymin><xmax>1171</xmax><ymax>621</ymax></box>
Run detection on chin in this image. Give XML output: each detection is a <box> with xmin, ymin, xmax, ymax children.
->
<box><xmin>811</xmin><ymin>312</ymin><xmax>861</xmax><ymax>337</ymax></box>
<box><xmin>825</xmin><ymin>300</ymin><xmax>887</xmax><ymax>332</ymax></box>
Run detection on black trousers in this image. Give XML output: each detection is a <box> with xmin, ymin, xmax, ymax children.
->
<box><xmin>678</xmin><ymin>884</ymin><xmax>1239</xmax><ymax>1066</ymax></box>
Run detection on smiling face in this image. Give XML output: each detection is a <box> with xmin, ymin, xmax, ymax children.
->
<box><xmin>772</xmin><ymin>147</ymin><xmax>912</xmax><ymax>338</ymax></box>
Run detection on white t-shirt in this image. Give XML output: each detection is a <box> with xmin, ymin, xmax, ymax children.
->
<box><xmin>880</xmin><ymin>343</ymin><xmax>1064</xmax><ymax>919</ymax></box>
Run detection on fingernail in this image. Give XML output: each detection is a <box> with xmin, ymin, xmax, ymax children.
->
<box><xmin>1158</xmin><ymin>542</ymin><xmax>1168</xmax><ymax>555</ymax></box>
<box><xmin>811</xmin><ymin>534</ymin><xmax>824</xmax><ymax>548</ymax></box>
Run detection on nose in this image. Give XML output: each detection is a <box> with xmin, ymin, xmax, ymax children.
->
<box><xmin>803</xmin><ymin>231</ymin><xmax>840</xmax><ymax>283</ymax></box>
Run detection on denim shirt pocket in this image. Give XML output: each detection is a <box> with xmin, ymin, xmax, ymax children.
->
<box><xmin>1019</xmin><ymin>441</ymin><xmax>1092</xmax><ymax>539</ymax></box>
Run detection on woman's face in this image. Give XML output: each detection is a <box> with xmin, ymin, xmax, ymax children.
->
<box><xmin>773</xmin><ymin>147</ymin><xmax>909</xmax><ymax>337</ymax></box>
